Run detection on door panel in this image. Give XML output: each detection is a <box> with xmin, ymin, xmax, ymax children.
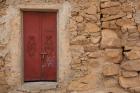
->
<box><xmin>23</xmin><ymin>12</ymin><xmax>57</xmax><ymax>81</ymax></box>
<box><xmin>42</xmin><ymin>13</ymin><xmax>57</xmax><ymax>81</ymax></box>
<box><xmin>23</xmin><ymin>12</ymin><xmax>42</xmax><ymax>81</ymax></box>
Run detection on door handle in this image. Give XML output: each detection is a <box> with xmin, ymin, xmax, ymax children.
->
<box><xmin>40</xmin><ymin>53</ymin><xmax>48</xmax><ymax>62</ymax></box>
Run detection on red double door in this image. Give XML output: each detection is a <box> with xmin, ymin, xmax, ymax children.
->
<box><xmin>23</xmin><ymin>11</ymin><xmax>57</xmax><ymax>81</ymax></box>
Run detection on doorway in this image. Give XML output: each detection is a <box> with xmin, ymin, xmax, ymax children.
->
<box><xmin>23</xmin><ymin>11</ymin><xmax>57</xmax><ymax>82</ymax></box>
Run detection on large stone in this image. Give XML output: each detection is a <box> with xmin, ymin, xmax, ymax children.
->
<box><xmin>68</xmin><ymin>73</ymin><xmax>102</xmax><ymax>91</ymax></box>
<box><xmin>109</xmin><ymin>20</ymin><xmax>119</xmax><ymax>30</ymax></box>
<box><xmin>119</xmin><ymin>76</ymin><xmax>140</xmax><ymax>89</ymax></box>
<box><xmin>121</xmin><ymin>60</ymin><xmax>140</xmax><ymax>71</ymax></box>
<box><xmin>124</xmin><ymin>47</ymin><xmax>140</xmax><ymax>60</ymax></box>
<box><xmin>101</xmin><ymin>1</ymin><xmax>120</xmax><ymax>8</ymax></box>
<box><xmin>116</xmin><ymin>18</ymin><xmax>136</xmax><ymax>28</ymax></box>
<box><xmin>130</xmin><ymin>87</ymin><xmax>140</xmax><ymax>93</ymax></box>
<box><xmin>103</xmin><ymin>64</ymin><xmax>120</xmax><ymax>76</ymax></box>
<box><xmin>85</xmin><ymin>14</ymin><xmax>98</xmax><ymax>22</ymax></box>
<box><xmin>102</xmin><ymin>21</ymin><xmax>118</xmax><ymax>29</ymax></box>
<box><xmin>105</xmin><ymin>87</ymin><xmax>130</xmax><ymax>93</ymax></box>
<box><xmin>77</xmin><ymin>23</ymin><xmax>85</xmax><ymax>32</ymax></box>
<box><xmin>84</xmin><ymin>44</ymin><xmax>99</xmax><ymax>52</ymax></box>
<box><xmin>104</xmin><ymin>49</ymin><xmax>123</xmax><ymax>63</ymax></box>
<box><xmin>122</xmin><ymin>70</ymin><xmax>138</xmax><ymax>78</ymax></box>
<box><xmin>70</xmin><ymin>35</ymin><xmax>90</xmax><ymax>45</ymax></box>
<box><xmin>101</xmin><ymin>29</ymin><xmax>121</xmax><ymax>48</ymax></box>
<box><xmin>127</xmin><ymin>25</ymin><xmax>138</xmax><ymax>34</ymax></box>
<box><xmin>88</xmin><ymin>51</ymin><xmax>101</xmax><ymax>58</ymax></box>
<box><xmin>102</xmin><ymin>21</ymin><xmax>110</xmax><ymax>28</ymax></box>
<box><xmin>122</xmin><ymin>3</ymin><xmax>134</xmax><ymax>13</ymax></box>
<box><xmin>88</xmin><ymin>59</ymin><xmax>100</xmax><ymax>68</ymax></box>
<box><xmin>85</xmin><ymin>6</ymin><xmax>97</xmax><ymax>15</ymax></box>
<box><xmin>101</xmin><ymin>6</ymin><xmax>121</xmax><ymax>15</ymax></box>
<box><xmin>85</xmin><ymin>23</ymin><xmax>100</xmax><ymax>32</ymax></box>
<box><xmin>101</xmin><ymin>13</ymin><xmax>126</xmax><ymax>21</ymax></box>
<box><xmin>104</xmin><ymin>77</ymin><xmax>119</xmax><ymax>88</ymax></box>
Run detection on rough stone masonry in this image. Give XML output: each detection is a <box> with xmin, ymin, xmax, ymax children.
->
<box><xmin>1</xmin><ymin>0</ymin><xmax>140</xmax><ymax>93</ymax></box>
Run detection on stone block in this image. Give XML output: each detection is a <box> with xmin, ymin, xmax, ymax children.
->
<box><xmin>124</xmin><ymin>48</ymin><xmax>140</xmax><ymax>60</ymax></box>
<box><xmin>122</xmin><ymin>3</ymin><xmax>134</xmax><ymax>13</ymax></box>
<box><xmin>119</xmin><ymin>76</ymin><xmax>140</xmax><ymax>89</ymax></box>
<box><xmin>103</xmin><ymin>64</ymin><xmax>120</xmax><ymax>76</ymax></box>
<box><xmin>83</xmin><ymin>44</ymin><xmax>99</xmax><ymax>52</ymax></box>
<box><xmin>101</xmin><ymin>6</ymin><xmax>121</xmax><ymax>15</ymax></box>
<box><xmin>101</xmin><ymin>13</ymin><xmax>126</xmax><ymax>21</ymax></box>
<box><xmin>116</xmin><ymin>18</ymin><xmax>136</xmax><ymax>27</ymax></box>
<box><xmin>101</xmin><ymin>29</ymin><xmax>121</xmax><ymax>48</ymax></box>
<box><xmin>121</xmin><ymin>70</ymin><xmax>138</xmax><ymax>78</ymax></box>
<box><xmin>103</xmin><ymin>21</ymin><xmax>120</xmax><ymax>30</ymax></box>
<box><xmin>85</xmin><ymin>6</ymin><xmax>97</xmax><ymax>15</ymax></box>
<box><xmin>70</xmin><ymin>35</ymin><xmax>90</xmax><ymax>45</ymax></box>
<box><xmin>77</xmin><ymin>23</ymin><xmax>85</xmax><ymax>32</ymax></box>
<box><xmin>85</xmin><ymin>23</ymin><xmax>100</xmax><ymax>32</ymax></box>
<box><xmin>85</xmin><ymin>14</ymin><xmax>98</xmax><ymax>22</ymax></box>
<box><xmin>121</xmin><ymin>60</ymin><xmax>140</xmax><ymax>71</ymax></box>
<box><xmin>104</xmin><ymin>49</ymin><xmax>123</xmax><ymax>63</ymax></box>
<box><xmin>102</xmin><ymin>21</ymin><xmax>110</xmax><ymax>28</ymax></box>
<box><xmin>101</xmin><ymin>1</ymin><xmax>120</xmax><ymax>9</ymax></box>
<box><xmin>104</xmin><ymin>77</ymin><xmax>119</xmax><ymax>88</ymax></box>
<box><xmin>88</xmin><ymin>59</ymin><xmax>100</xmax><ymax>68</ymax></box>
<box><xmin>105</xmin><ymin>87</ymin><xmax>130</xmax><ymax>93</ymax></box>
<box><xmin>68</xmin><ymin>73</ymin><xmax>102</xmax><ymax>91</ymax></box>
<box><xmin>88</xmin><ymin>51</ymin><xmax>101</xmax><ymax>58</ymax></box>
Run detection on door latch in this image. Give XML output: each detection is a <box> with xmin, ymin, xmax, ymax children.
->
<box><xmin>40</xmin><ymin>52</ymin><xmax>48</xmax><ymax>63</ymax></box>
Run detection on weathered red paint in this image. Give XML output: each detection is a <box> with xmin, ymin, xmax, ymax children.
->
<box><xmin>23</xmin><ymin>11</ymin><xmax>57</xmax><ymax>82</ymax></box>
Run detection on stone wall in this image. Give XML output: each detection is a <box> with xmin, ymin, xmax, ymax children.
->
<box><xmin>0</xmin><ymin>0</ymin><xmax>140</xmax><ymax>93</ymax></box>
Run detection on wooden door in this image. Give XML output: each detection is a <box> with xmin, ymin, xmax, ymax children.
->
<box><xmin>23</xmin><ymin>11</ymin><xmax>57</xmax><ymax>82</ymax></box>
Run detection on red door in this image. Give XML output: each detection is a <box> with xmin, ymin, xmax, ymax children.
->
<box><xmin>23</xmin><ymin>11</ymin><xmax>57</xmax><ymax>82</ymax></box>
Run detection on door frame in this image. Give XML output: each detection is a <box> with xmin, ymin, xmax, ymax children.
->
<box><xmin>23</xmin><ymin>11</ymin><xmax>58</xmax><ymax>82</ymax></box>
<box><xmin>22</xmin><ymin>10</ymin><xmax>59</xmax><ymax>82</ymax></box>
<box><xmin>7</xmin><ymin>2</ymin><xmax>72</xmax><ymax>91</ymax></box>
